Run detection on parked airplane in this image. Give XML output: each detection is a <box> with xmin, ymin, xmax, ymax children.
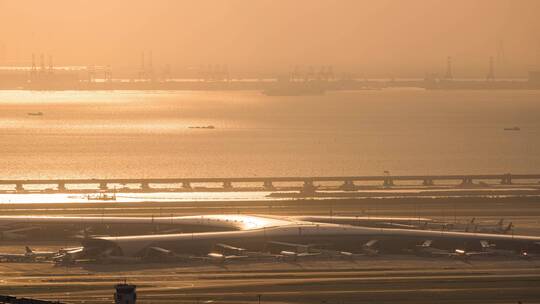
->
<box><xmin>469</xmin><ymin>219</ymin><xmax>514</xmax><ymax>234</ymax></box>
<box><xmin>478</xmin><ymin>240</ymin><xmax>529</xmax><ymax>258</ymax></box>
<box><xmin>414</xmin><ymin>240</ymin><xmax>491</xmax><ymax>258</ymax></box>
<box><xmin>78</xmin><ymin>214</ymin><xmax>540</xmax><ymax>262</ymax></box>
<box><xmin>267</xmin><ymin>241</ymin><xmax>322</xmax><ymax>260</ymax></box>
<box><xmin>0</xmin><ymin>249</ymin><xmax>32</xmax><ymax>262</ymax></box>
<box><xmin>271</xmin><ymin>239</ymin><xmax>379</xmax><ymax>260</ymax></box>
<box><xmin>414</xmin><ymin>240</ymin><xmax>452</xmax><ymax>257</ymax></box>
<box><xmin>23</xmin><ymin>246</ymin><xmax>58</xmax><ymax>260</ymax></box>
<box><xmin>1</xmin><ymin>214</ymin><xmax>538</xmax><ymax>264</ymax></box>
<box><xmin>436</xmin><ymin>218</ymin><xmax>514</xmax><ymax>234</ymax></box>
<box><xmin>0</xmin><ymin>246</ymin><xmax>58</xmax><ymax>262</ymax></box>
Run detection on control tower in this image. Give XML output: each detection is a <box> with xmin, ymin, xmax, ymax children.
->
<box><xmin>114</xmin><ymin>283</ymin><xmax>137</xmax><ymax>304</ymax></box>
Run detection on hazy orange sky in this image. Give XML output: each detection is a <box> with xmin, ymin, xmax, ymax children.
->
<box><xmin>0</xmin><ymin>0</ymin><xmax>539</xmax><ymax>77</ymax></box>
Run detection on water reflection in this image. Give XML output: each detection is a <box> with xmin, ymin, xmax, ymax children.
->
<box><xmin>0</xmin><ymin>191</ymin><xmax>276</xmax><ymax>204</ymax></box>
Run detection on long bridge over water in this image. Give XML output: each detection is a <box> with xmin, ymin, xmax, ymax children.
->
<box><xmin>0</xmin><ymin>173</ymin><xmax>539</xmax><ymax>193</ymax></box>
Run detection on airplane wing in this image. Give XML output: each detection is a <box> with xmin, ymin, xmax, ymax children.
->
<box><xmin>267</xmin><ymin>241</ymin><xmax>322</xmax><ymax>259</ymax></box>
<box><xmin>206</xmin><ymin>252</ymin><xmax>249</xmax><ymax>262</ymax></box>
<box><xmin>359</xmin><ymin>239</ymin><xmax>380</xmax><ymax>256</ymax></box>
<box><xmin>364</xmin><ymin>239</ymin><xmax>378</xmax><ymax>247</ymax></box>
<box><xmin>452</xmin><ymin>249</ymin><xmax>492</xmax><ymax>257</ymax></box>
<box><xmin>268</xmin><ymin>241</ymin><xmax>313</xmax><ymax>249</ymax></box>
<box><xmin>215</xmin><ymin>243</ymin><xmax>246</xmax><ymax>252</ymax></box>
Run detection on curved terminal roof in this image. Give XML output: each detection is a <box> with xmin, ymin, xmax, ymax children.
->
<box><xmin>0</xmin><ymin>214</ymin><xmax>295</xmax><ymax>231</ymax></box>
<box><xmin>87</xmin><ymin>220</ymin><xmax>540</xmax><ymax>257</ymax></box>
<box><xmin>292</xmin><ymin>215</ymin><xmax>434</xmax><ymax>223</ymax></box>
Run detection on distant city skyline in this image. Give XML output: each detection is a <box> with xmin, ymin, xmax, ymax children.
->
<box><xmin>0</xmin><ymin>0</ymin><xmax>539</xmax><ymax>77</ymax></box>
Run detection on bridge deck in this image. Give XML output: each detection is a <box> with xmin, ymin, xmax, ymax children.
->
<box><xmin>0</xmin><ymin>174</ymin><xmax>539</xmax><ymax>185</ymax></box>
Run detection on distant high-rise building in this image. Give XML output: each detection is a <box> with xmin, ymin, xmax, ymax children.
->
<box><xmin>31</xmin><ymin>53</ymin><xmax>37</xmax><ymax>79</ymax></box>
<box><xmin>105</xmin><ymin>65</ymin><xmax>113</xmax><ymax>82</ymax></box>
<box><xmin>139</xmin><ymin>52</ymin><xmax>146</xmax><ymax>79</ymax></box>
<box><xmin>529</xmin><ymin>70</ymin><xmax>540</xmax><ymax>84</ymax></box>
<box><xmin>148</xmin><ymin>51</ymin><xmax>154</xmax><ymax>80</ymax></box>
<box><xmin>487</xmin><ymin>56</ymin><xmax>495</xmax><ymax>81</ymax></box>
<box><xmin>48</xmin><ymin>55</ymin><xmax>54</xmax><ymax>74</ymax></box>
<box><xmin>39</xmin><ymin>53</ymin><xmax>46</xmax><ymax>75</ymax></box>
<box><xmin>162</xmin><ymin>64</ymin><xmax>171</xmax><ymax>80</ymax></box>
<box><xmin>444</xmin><ymin>56</ymin><xmax>453</xmax><ymax>80</ymax></box>
<box><xmin>496</xmin><ymin>39</ymin><xmax>506</xmax><ymax>75</ymax></box>
<box><xmin>138</xmin><ymin>51</ymin><xmax>154</xmax><ymax>81</ymax></box>
<box><xmin>0</xmin><ymin>43</ymin><xmax>5</xmax><ymax>64</ymax></box>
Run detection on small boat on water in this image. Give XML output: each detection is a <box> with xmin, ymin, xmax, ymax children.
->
<box><xmin>503</xmin><ymin>127</ymin><xmax>520</xmax><ymax>131</ymax></box>
<box><xmin>27</xmin><ymin>112</ymin><xmax>43</xmax><ymax>116</ymax></box>
<box><xmin>188</xmin><ymin>125</ymin><xmax>215</xmax><ymax>129</ymax></box>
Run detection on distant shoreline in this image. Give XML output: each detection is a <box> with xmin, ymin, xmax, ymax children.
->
<box><xmin>1</xmin><ymin>79</ymin><xmax>539</xmax><ymax>91</ymax></box>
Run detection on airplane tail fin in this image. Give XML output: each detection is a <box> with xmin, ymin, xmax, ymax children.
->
<box><xmin>466</xmin><ymin>218</ymin><xmax>476</xmax><ymax>232</ymax></box>
<box><xmin>363</xmin><ymin>239</ymin><xmax>378</xmax><ymax>248</ymax></box>
<box><xmin>504</xmin><ymin>222</ymin><xmax>513</xmax><ymax>233</ymax></box>
<box><xmin>362</xmin><ymin>240</ymin><xmax>379</xmax><ymax>255</ymax></box>
<box><xmin>25</xmin><ymin>246</ymin><xmax>33</xmax><ymax>254</ymax></box>
<box><xmin>480</xmin><ymin>240</ymin><xmax>492</xmax><ymax>250</ymax></box>
<box><xmin>420</xmin><ymin>240</ymin><xmax>433</xmax><ymax>248</ymax></box>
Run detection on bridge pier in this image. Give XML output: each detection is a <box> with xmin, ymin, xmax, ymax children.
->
<box><xmin>340</xmin><ymin>180</ymin><xmax>356</xmax><ymax>191</ymax></box>
<box><xmin>263</xmin><ymin>180</ymin><xmax>275</xmax><ymax>190</ymax></box>
<box><xmin>422</xmin><ymin>179</ymin><xmax>434</xmax><ymax>186</ymax></box>
<box><xmin>501</xmin><ymin>174</ymin><xmax>512</xmax><ymax>185</ymax></box>
<box><xmin>1</xmin><ymin>174</ymin><xmax>538</xmax><ymax>194</ymax></box>
<box><xmin>302</xmin><ymin>180</ymin><xmax>316</xmax><ymax>194</ymax></box>
<box><xmin>383</xmin><ymin>177</ymin><xmax>394</xmax><ymax>187</ymax></box>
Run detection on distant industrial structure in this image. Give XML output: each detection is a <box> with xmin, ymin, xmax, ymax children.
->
<box><xmin>0</xmin><ymin>54</ymin><xmax>539</xmax><ymax>91</ymax></box>
<box><xmin>529</xmin><ymin>70</ymin><xmax>540</xmax><ymax>85</ymax></box>
<box><xmin>199</xmin><ymin>64</ymin><xmax>230</xmax><ymax>82</ymax></box>
<box><xmin>26</xmin><ymin>53</ymin><xmax>79</xmax><ymax>89</ymax></box>
<box><xmin>289</xmin><ymin>65</ymin><xmax>335</xmax><ymax>82</ymax></box>
<box><xmin>444</xmin><ymin>56</ymin><xmax>453</xmax><ymax>80</ymax></box>
<box><xmin>138</xmin><ymin>51</ymin><xmax>154</xmax><ymax>82</ymax></box>
<box><xmin>486</xmin><ymin>56</ymin><xmax>495</xmax><ymax>81</ymax></box>
<box><xmin>424</xmin><ymin>56</ymin><xmax>540</xmax><ymax>90</ymax></box>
